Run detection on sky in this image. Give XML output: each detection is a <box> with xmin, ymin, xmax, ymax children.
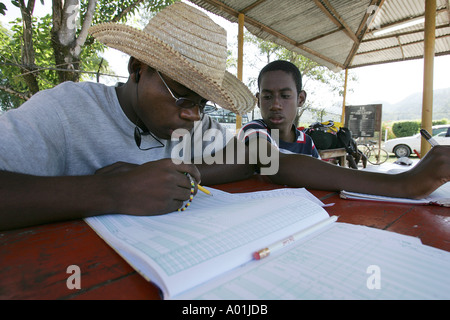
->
<box><xmin>2</xmin><ymin>1</ymin><xmax>450</xmax><ymax>109</ymax></box>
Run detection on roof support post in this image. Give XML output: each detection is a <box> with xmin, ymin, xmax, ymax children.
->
<box><xmin>236</xmin><ymin>12</ymin><xmax>245</xmax><ymax>131</ymax></box>
<box><xmin>341</xmin><ymin>68</ymin><xmax>348</xmax><ymax>124</ymax></box>
<box><xmin>421</xmin><ymin>0</ymin><xmax>436</xmax><ymax>157</ymax></box>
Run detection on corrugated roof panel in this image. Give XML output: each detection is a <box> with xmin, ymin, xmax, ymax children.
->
<box><xmin>399</xmin><ymin>32</ymin><xmax>425</xmax><ymax>45</ymax></box>
<box><xmin>320</xmin><ymin>0</ymin><xmax>368</xmax><ymax>33</ymax></box>
<box><xmin>436</xmin><ymin>26</ymin><xmax>450</xmax><ymax>37</ymax></box>
<box><xmin>436</xmin><ymin>8</ymin><xmax>449</xmax><ymax>25</ymax></box>
<box><xmin>352</xmin><ymin>46</ymin><xmax>404</xmax><ymax>66</ymax></box>
<box><xmin>402</xmin><ymin>42</ymin><xmax>425</xmax><ymax>58</ymax></box>
<box><xmin>378</xmin><ymin>0</ymin><xmax>423</xmax><ymax>23</ymax></box>
<box><xmin>358</xmin><ymin>38</ymin><xmax>399</xmax><ymax>53</ymax></box>
<box><xmin>306</xmin><ymin>31</ymin><xmax>355</xmax><ymax>64</ymax></box>
<box><xmin>247</xmin><ymin>1</ymin><xmax>338</xmax><ymax>44</ymax></box>
<box><xmin>188</xmin><ymin>0</ymin><xmax>450</xmax><ymax>70</ymax></box>
<box><xmin>435</xmin><ymin>36</ymin><xmax>450</xmax><ymax>54</ymax></box>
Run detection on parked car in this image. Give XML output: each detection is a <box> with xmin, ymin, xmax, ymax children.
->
<box><xmin>383</xmin><ymin>125</ymin><xmax>450</xmax><ymax>157</ymax></box>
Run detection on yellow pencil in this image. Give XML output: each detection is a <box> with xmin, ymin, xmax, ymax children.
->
<box><xmin>197</xmin><ymin>184</ymin><xmax>212</xmax><ymax>196</ymax></box>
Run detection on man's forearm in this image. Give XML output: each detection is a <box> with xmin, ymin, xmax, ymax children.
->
<box><xmin>268</xmin><ymin>153</ymin><xmax>409</xmax><ymax>197</ymax></box>
<box><xmin>0</xmin><ymin>171</ymin><xmax>116</xmax><ymax>231</ymax></box>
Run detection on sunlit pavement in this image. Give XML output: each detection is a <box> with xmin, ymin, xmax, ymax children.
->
<box><xmin>357</xmin><ymin>156</ymin><xmax>420</xmax><ymax>174</ymax></box>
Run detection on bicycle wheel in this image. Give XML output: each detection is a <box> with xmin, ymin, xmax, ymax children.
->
<box><xmin>367</xmin><ymin>148</ymin><xmax>389</xmax><ymax>165</ymax></box>
<box><xmin>357</xmin><ymin>144</ymin><xmax>370</xmax><ymax>156</ymax></box>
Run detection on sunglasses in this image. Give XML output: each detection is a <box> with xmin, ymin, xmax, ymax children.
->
<box><xmin>157</xmin><ymin>71</ymin><xmax>208</xmax><ymax>113</ymax></box>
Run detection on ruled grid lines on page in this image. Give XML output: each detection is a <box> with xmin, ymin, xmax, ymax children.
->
<box><xmin>180</xmin><ymin>223</ymin><xmax>450</xmax><ymax>300</ymax></box>
<box><xmin>91</xmin><ymin>191</ymin><xmax>325</xmax><ymax>277</ymax></box>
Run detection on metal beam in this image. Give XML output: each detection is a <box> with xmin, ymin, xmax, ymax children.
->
<box><xmin>236</xmin><ymin>12</ymin><xmax>244</xmax><ymax>130</ymax></box>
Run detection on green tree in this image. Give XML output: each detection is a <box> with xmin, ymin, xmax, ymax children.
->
<box><xmin>0</xmin><ymin>0</ymin><xmax>176</xmax><ymax>111</ymax></box>
<box><xmin>0</xmin><ymin>2</ymin><xmax>6</xmax><ymax>15</ymax></box>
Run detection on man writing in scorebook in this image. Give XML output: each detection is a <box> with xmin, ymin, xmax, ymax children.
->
<box><xmin>0</xmin><ymin>2</ymin><xmax>449</xmax><ymax>231</ymax></box>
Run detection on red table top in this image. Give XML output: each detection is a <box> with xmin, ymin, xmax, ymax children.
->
<box><xmin>1</xmin><ymin>175</ymin><xmax>449</xmax><ymax>299</ymax></box>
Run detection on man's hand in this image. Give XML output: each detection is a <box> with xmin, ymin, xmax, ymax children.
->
<box><xmin>0</xmin><ymin>159</ymin><xmax>201</xmax><ymax>231</ymax></box>
<box><xmin>100</xmin><ymin>159</ymin><xmax>201</xmax><ymax>215</ymax></box>
<box><xmin>403</xmin><ymin>145</ymin><xmax>450</xmax><ymax>198</ymax></box>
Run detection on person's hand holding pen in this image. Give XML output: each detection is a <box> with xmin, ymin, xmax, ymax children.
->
<box><xmin>420</xmin><ymin>129</ymin><xmax>439</xmax><ymax>147</ymax></box>
<box><xmin>95</xmin><ymin>161</ymin><xmax>211</xmax><ymax>195</ymax></box>
<box><xmin>177</xmin><ymin>172</ymin><xmax>212</xmax><ymax>211</ymax></box>
<box><xmin>94</xmin><ymin>159</ymin><xmax>207</xmax><ymax>214</ymax></box>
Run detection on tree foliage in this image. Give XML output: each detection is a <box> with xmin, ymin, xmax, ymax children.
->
<box><xmin>0</xmin><ymin>2</ymin><xmax>6</xmax><ymax>15</ymax></box>
<box><xmin>0</xmin><ymin>0</ymin><xmax>176</xmax><ymax>111</ymax></box>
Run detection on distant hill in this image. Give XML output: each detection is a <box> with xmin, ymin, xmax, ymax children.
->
<box><xmin>381</xmin><ymin>87</ymin><xmax>450</xmax><ymax>121</ymax></box>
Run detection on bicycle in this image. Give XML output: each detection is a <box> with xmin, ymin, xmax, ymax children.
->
<box><xmin>357</xmin><ymin>140</ymin><xmax>389</xmax><ymax>165</ymax></box>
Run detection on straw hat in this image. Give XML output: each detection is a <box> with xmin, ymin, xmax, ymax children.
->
<box><xmin>89</xmin><ymin>2</ymin><xmax>256</xmax><ymax>115</ymax></box>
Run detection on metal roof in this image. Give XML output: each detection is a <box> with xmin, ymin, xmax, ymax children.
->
<box><xmin>187</xmin><ymin>0</ymin><xmax>450</xmax><ymax>72</ymax></box>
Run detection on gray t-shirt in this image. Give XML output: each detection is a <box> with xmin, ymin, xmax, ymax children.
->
<box><xmin>0</xmin><ymin>81</ymin><xmax>232</xmax><ymax>176</ymax></box>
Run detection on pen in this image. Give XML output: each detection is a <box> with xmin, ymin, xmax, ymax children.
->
<box><xmin>420</xmin><ymin>129</ymin><xmax>439</xmax><ymax>147</ymax></box>
<box><xmin>197</xmin><ymin>184</ymin><xmax>212</xmax><ymax>196</ymax></box>
<box><xmin>253</xmin><ymin>215</ymin><xmax>338</xmax><ymax>260</ymax></box>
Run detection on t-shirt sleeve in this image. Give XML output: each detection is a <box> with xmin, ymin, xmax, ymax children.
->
<box><xmin>310</xmin><ymin>138</ymin><xmax>321</xmax><ymax>159</ymax></box>
<box><xmin>237</xmin><ymin>120</ymin><xmax>279</xmax><ymax>149</ymax></box>
<box><xmin>0</xmin><ymin>89</ymin><xmax>67</xmax><ymax>175</ymax></box>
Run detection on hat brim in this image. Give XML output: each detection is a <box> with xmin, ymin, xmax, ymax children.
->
<box><xmin>89</xmin><ymin>23</ymin><xmax>256</xmax><ymax>115</ymax></box>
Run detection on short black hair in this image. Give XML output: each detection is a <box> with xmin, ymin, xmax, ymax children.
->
<box><xmin>257</xmin><ymin>60</ymin><xmax>302</xmax><ymax>93</ymax></box>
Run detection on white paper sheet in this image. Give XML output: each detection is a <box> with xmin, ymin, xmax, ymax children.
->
<box><xmin>86</xmin><ymin>187</ymin><xmax>329</xmax><ymax>298</ymax></box>
<box><xmin>177</xmin><ymin>223</ymin><xmax>450</xmax><ymax>300</ymax></box>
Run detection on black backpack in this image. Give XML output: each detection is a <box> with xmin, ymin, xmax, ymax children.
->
<box><xmin>304</xmin><ymin>121</ymin><xmax>340</xmax><ymax>150</ymax></box>
<box><xmin>307</xmin><ymin>130</ymin><xmax>338</xmax><ymax>150</ymax></box>
<box><xmin>337</xmin><ymin>127</ymin><xmax>356</xmax><ymax>153</ymax></box>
